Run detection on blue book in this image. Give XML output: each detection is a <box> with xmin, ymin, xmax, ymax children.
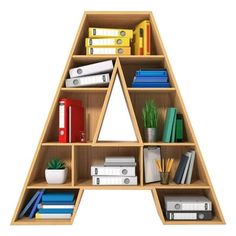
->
<box><xmin>18</xmin><ymin>190</ymin><xmax>40</xmax><ymax>219</ymax></box>
<box><xmin>38</xmin><ymin>208</ymin><xmax>74</xmax><ymax>214</ymax></box>
<box><xmin>42</xmin><ymin>192</ymin><xmax>75</xmax><ymax>202</ymax></box>
<box><xmin>29</xmin><ymin>189</ymin><xmax>45</xmax><ymax>219</ymax></box>
<box><xmin>136</xmin><ymin>69</ymin><xmax>167</xmax><ymax>77</ymax></box>
<box><xmin>133</xmin><ymin>76</ymin><xmax>168</xmax><ymax>83</ymax></box>
<box><xmin>174</xmin><ymin>155</ymin><xmax>189</xmax><ymax>184</ymax></box>
<box><xmin>132</xmin><ymin>82</ymin><xmax>170</xmax><ymax>88</ymax></box>
<box><xmin>41</xmin><ymin>201</ymin><xmax>75</xmax><ymax>205</ymax></box>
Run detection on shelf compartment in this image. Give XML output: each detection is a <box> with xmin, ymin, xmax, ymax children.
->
<box><xmin>73</xmin><ymin>12</ymin><xmax>163</xmax><ymax>55</ymax></box>
<box><xmin>74</xmin><ymin>146</ymin><xmax>142</xmax><ymax>187</ymax></box>
<box><xmin>153</xmin><ymin>189</ymin><xmax>224</xmax><ymax>225</ymax></box>
<box><xmin>43</xmin><ymin>91</ymin><xmax>106</xmax><ymax>143</ymax></box>
<box><xmin>28</xmin><ymin>146</ymin><xmax>72</xmax><ymax>187</ymax></box>
<box><xmin>12</xmin><ymin>188</ymin><xmax>83</xmax><ymax>225</ymax></box>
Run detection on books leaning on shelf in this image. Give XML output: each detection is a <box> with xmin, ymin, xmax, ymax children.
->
<box><xmin>36</xmin><ymin>191</ymin><xmax>75</xmax><ymax>219</ymax></box>
<box><xmin>91</xmin><ymin>157</ymin><xmax>138</xmax><ymax>186</ymax></box>
<box><xmin>162</xmin><ymin>108</ymin><xmax>184</xmax><ymax>143</ymax></box>
<box><xmin>164</xmin><ymin>195</ymin><xmax>213</xmax><ymax>220</ymax></box>
<box><xmin>132</xmin><ymin>69</ymin><xmax>170</xmax><ymax>88</ymax></box>
<box><xmin>86</xmin><ymin>27</ymin><xmax>133</xmax><ymax>55</ymax></box>
<box><xmin>66</xmin><ymin>60</ymin><xmax>113</xmax><ymax>87</ymax></box>
<box><xmin>173</xmin><ymin>150</ymin><xmax>196</xmax><ymax>184</ymax></box>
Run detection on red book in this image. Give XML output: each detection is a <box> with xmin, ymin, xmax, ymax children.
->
<box><xmin>59</xmin><ymin>98</ymin><xmax>85</xmax><ymax>143</ymax></box>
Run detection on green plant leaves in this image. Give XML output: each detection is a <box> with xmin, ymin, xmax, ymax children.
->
<box><xmin>142</xmin><ymin>100</ymin><xmax>159</xmax><ymax>128</ymax></box>
<box><xmin>47</xmin><ymin>158</ymin><xmax>66</xmax><ymax>169</ymax></box>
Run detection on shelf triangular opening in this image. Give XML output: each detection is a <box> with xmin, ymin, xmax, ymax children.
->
<box><xmin>93</xmin><ymin>59</ymin><xmax>142</xmax><ymax>143</ymax></box>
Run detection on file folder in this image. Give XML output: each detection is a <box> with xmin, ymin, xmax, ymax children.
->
<box><xmin>86</xmin><ymin>47</ymin><xmax>131</xmax><ymax>55</ymax></box>
<box><xmin>85</xmin><ymin>37</ymin><xmax>130</xmax><ymax>47</ymax></box>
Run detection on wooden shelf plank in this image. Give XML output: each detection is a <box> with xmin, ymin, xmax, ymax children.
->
<box><xmin>42</xmin><ymin>142</ymin><xmax>92</xmax><ymax>146</ymax></box>
<box><xmin>61</xmin><ymin>88</ymin><xmax>108</xmax><ymax>92</ymax></box>
<box><xmin>12</xmin><ymin>217</ymin><xmax>73</xmax><ymax>225</ymax></box>
<box><xmin>27</xmin><ymin>180</ymin><xmax>73</xmax><ymax>189</ymax></box>
<box><xmin>128</xmin><ymin>88</ymin><xmax>176</xmax><ymax>93</ymax></box>
<box><xmin>93</xmin><ymin>141</ymin><xmax>142</xmax><ymax>147</ymax></box>
<box><xmin>143</xmin><ymin>142</ymin><xmax>195</xmax><ymax>146</ymax></box>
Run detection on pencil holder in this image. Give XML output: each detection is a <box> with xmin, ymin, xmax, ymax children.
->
<box><xmin>160</xmin><ymin>172</ymin><xmax>170</xmax><ymax>185</ymax></box>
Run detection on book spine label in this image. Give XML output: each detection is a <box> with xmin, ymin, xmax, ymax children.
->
<box><xmin>92</xmin><ymin>176</ymin><xmax>137</xmax><ymax>185</ymax></box>
<box><xmin>91</xmin><ymin>166</ymin><xmax>136</xmax><ymax>176</ymax></box>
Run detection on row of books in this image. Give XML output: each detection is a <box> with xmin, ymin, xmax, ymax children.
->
<box><xmin>162</xmin><ymin>108</ymin><xmax>184</xmax><ymax>143</ymax></box>
<box><xmin>19</xmin><ymin>190</ymin><xmax>75</xmax><ymax>219</ymax></box>
<box><xmin>91</xmin><ymin>157</ymin><xmax>138</xmax><ymax>185</ymax></box>
<box><xmin>66</xmin><ymin>60</ymin><xmax>113</xmax><ymax>87</ymax></box>
<box><xmin>86</xmin><ymin>20</ymin><xmax>150</xmax><ymax>55</ymax></box>
<box><xmin>132</xmin><ymin>69</ymin><xmax>170</xmax><ymax>88</ymax></box>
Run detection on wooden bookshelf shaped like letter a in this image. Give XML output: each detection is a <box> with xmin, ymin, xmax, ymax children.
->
<box><xmin>12</xmin><ymin>11</ymin><xmax>224</xmax><ymax>225</ymax></box>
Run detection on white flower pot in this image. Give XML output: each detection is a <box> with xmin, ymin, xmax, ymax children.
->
<box><xmin>45</xmin><ymin>168</ymin><xmax>68</xmax><ymax>184</ymax></box>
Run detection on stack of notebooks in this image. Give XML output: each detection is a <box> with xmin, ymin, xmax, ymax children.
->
<box><xmin>18</xmin><ymin>190</ymin><xmax>75</xmax><ymax>220</ymax></box>
<box><xmin>174</xmin><ymin>150</ymin><xmax>196</xmax><ymax>184</ymax></box>
<box><xmin>66</xmin><ymin>60</ymin><xmax>113</xmax><ymax>87</ymax></box>
<box><xmin>132</xmin><ymin>69</ymin><xmax>170</xmax><ymax>88</ymax></box>
<box><xmin>86</xmin><ymin>27</ymin><xmax>133</xmax><ymax>55</ymax></box>
<box><xmin>36</xmin><ymin>191</ymin><xmax>75</xmax><ymax>219</ymax></box>
<box><xmin>162</xmin><ymin>108</ymin><xmax>184</xmax><ymax>143</ymax></box>
<box><xmin>91</xmin><ymin>157</ymin><xmax>137</xmax><ymax>185</ymax></box>
<box><xmin>164</xmin><ymin>195</ymin><xmax>213</xmax><ymax>220</ymax></box>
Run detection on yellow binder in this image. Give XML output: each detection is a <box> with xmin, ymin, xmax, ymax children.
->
<box><xmin>86</xmin><ymin>47</ymin><xmax>131</xmax><ymax>55</ymax></box>
<box><xmin>133</xmin><ymin>20</ymin><xmax>151</xmax><ymax>55</ymax></box>
<box><xmin>88</xmin><ymin>27</ymin><xmax>133</xmax><ymax>39</ymax></box>
<box><xmin>85</xmin><ymin>37</ymin><xmax>130</xmax><ymax>47</ymax></box>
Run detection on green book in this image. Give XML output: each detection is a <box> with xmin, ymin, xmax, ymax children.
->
<box><xmin>162</xmin><ymin>108</ymin><xmax>177</xmax><ymax>143</ymax></box>
<box><xmin>175</xmin><ymin>113</ymin><xmax>183</xmax><ymax>142</ymax></box>
<box><xmin>171</xmin><ymin>112</ymin><xmax>177</xmax><ymax>142</ymax></box>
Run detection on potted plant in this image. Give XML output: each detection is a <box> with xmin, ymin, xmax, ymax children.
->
<box><xmin>45</xmin><ymin>158</ymin><xmax>68</xmax><ymax>184</ymax></box>
<box><xmin>142</xmin><ymin>100</ymin><xmax>159</xmax><ymax>142</ymax></box>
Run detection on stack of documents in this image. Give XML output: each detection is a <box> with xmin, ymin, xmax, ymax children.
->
<box><xmin>86</xmin><ymin>27</ymin><xmax>133</xmax><ymax>55</ymax></box>
<box><xmin>91</xmin><ymin>157</ymin><xmax>138</xmax><ymax>185</ymax></box>
<box><xmin>65</xmin><ymin>60</ymin><xmax>113</xmax><ymax>87</ymax></box>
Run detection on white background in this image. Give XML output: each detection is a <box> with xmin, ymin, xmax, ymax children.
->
<box><xmin>0</xmin><ymin>0</ymin><xmax>236</xmax><ymax>235</ymax></box>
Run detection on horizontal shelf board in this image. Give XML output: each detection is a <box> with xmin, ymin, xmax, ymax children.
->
<box><xmin>72</xmin><ymin>55</ymin><xmax>117</xmax><ymax>60</ymax></box>
<box><xmin>143</xmin><ymin>142</ymin><xmax>195</xmax><ymax>146</ymax></box>
<box><xmin>12</xmin><ymin>217</ymin><xmax>72</xmax><ymax>225</ymax></box>
<box><xmin>163</xmin><ymin>216</ymin><xmax>223</xmax><ymax>225</ymax></box>
<box><xmin>145</xmin><ymin>180</ymin><xmax>210</xmax><ymax>189</ymax></box>
<box><xmin>93</xmin><ymin>141</ymin><xmax>142</xmax><ymax>147</ymax></box>
<box><xmin>42</xmin><ymin>142</ymin><xmax>92</xmax><ymax>146</ymax></box>
<box><xmin>61</xmin><ymin>88</ymin><xmax>108</xmax><ymax>93</ymax></box>
<box><xmin>128</xmin><ymin>88</ymin><xmax>176</xmax><ymax>93</ymax></box>
<box><xmin>27</xmin><ymin>180</ymin><xmax>73</xmax><ymax>189</ymax></box>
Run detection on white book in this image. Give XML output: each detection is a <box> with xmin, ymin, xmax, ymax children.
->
<box><xmin>92</xmin><ymin>176</ymin><xmax>137</xmax><ymax>185</ymax></box>
<box><xmin>181</xmin><ymin>152</ymin><xmax>192</xmax><ymax>184</ymax></box>
<box><xmin>91</xmin><ymin>166</ymin><xmax>135</xmax><ymax>176</ymax></box>
<box><xmin>35</xmin><ymin>213</ymin><xmax>71</xmax><ymax>219</ymax></box>
<box><xmin>38</xmin><ymin>204</ymin><xmax>74</xmax><ymax>209</ymax></box>
<box><xmin>185</xmin><ymin>150</ymin><xmax>196</xmax><ymax>184</ymax></box>
<box><xmin>144</xmin><ymin>147</ymin><xmax>161</xmax><ymax>183</ymax></box>
<box><xmin>65</xmin><ymin>73</ymin><xmax>110</xmax><ymax>87</ymax></box>
<box><xmin>105</xmin><ymin>157</ymin><xmax>135</xmax><ymax>163</ymax></box>
<box><xmin>69</xmin><ymin>60</ymin><xmax>113</xmax><ymax>78</ymax></box>
<box><xmin>104</xmin><ymin>162</ymin><xmax>136</xmax><ymax>167</ymax></box>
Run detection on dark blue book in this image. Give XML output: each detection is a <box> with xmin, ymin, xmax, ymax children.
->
<box><xmin>41</xmin><ymin>201</ymin><xmax>75</xmax><ymax>205</ymax></box>
<box><xmin>42</xmin><ymin>192</ymin><xmax>75</xmax><ymax>202</ymax></box>
<box><xmin>29</xmin><ymin>189</ymin><xmax>45</xmax><ymax>219</ymax></box>
<box><xmin>132</xmin><ymin>82</ymin><xmax>170</xmax><ymax>88</ymax></box>
<box><xmin>133</xmin><ymin>76</ymin><xmax>168</xmax><ymax>83</ymax></box>
<box><xmin>136</xmin><ymin>69</ymin><xmax>167</xmax><ymax>77</ymax></box>
<box><xmin>38</xmin><ymin>208</ymin><xmax>74</xmax><ymax>214</ymax></box>
<box><xmin>18</xmin><ymin>190</ymin><xmax>41</xmax><ymax>219</ymax></box>
<box><xmin>174</xmin><ymin>155</ymin><xmax>189</xmax><ymax>184</ymax></box>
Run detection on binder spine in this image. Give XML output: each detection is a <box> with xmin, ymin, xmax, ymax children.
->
<box><xmin>92</xmin><ymin>176</ymin><xmax>137</xmax><ymax>185</ymax></box>
<box><xmin>166</xmin><ymin>211</ymin><xmax>213</xmax><ymax>220</ymax></box>
<box><xmin>85</xmin><ymin>38</ymin><xmax>130</xmax><ymax>47</ymax></box>
<box><xmin>91</xmin><ymin>166</ymin><xmax>136</xmax><ymax>176</ymax></box>
<box><xmin>59</xmin><ymin>100</ymin><xmax>67</xmax><ymax>142</ymax></box>
<box><xmin>86</xmin><ymin>47</ymin><xmax>131</xmax><ymax>55</ymax></box>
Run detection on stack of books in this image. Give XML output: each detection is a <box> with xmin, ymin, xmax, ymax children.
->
<box><xmin>66</xmin><ymin>60</ymin><xmax>113</xmax><ymax>87</ymax></box>
<box><xmin>91</xmin><ymin>157</ymin><xmax>137</xmax><ymax>185</ymax></box>
<box><xmin>132</xmin><ymin>69</ymin><xmax>170</xmax><ymax>88</ymax></box>
<box><xmin>85</xmin><ymin>27</ymin><xmax>133</xmax><ymax>55</ymax></box>
<box><xmin>162</xmin><ymin>108</ymin><xmax>184</xmax><ymax>143</ymax></box>
<box><xmin>35</xmin><ymin>191</ymin><xmax>75</xmax><ymax>219</ymax></box>
<box><xmin>174</xmin><ymin>150</ymin><xmax>196</xmax><ymax>184</ymax></box>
